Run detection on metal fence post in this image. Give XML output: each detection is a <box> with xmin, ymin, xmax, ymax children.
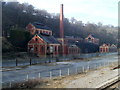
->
<box><xmin>50</xmin><ymin>71</ymin><xmax>52</xmax><ymax>79</ymax></box>
<box><xmin>59</xmin><ymin>69</ymin><xmax>61</xmax><ymax>77</ymax></box>
<box><xmin>68</xmin><ymin>68</ymin><xmax>70</xmax><ymax>75</ymax></box>
<box><xmin>108</xmin><ymin>61</ymin><xmax>110</xmax><ymax>66</ymax></box>
<box><xmin>94</xmin><ymin>64</ymin><xmax>95</xmax><ymax>69</ymax></box>
<box><xmin>9</xmin><ymin>81</ymin><xmax>11</xmax><ymax>88</ymax></box>
<box><xmin>104</xmin><ymin>62</ymin><xmax>105</xmax><ymax>67</ymax></box>
<box><xmin>96</xmin><ymin>63</ymin><xmax>98</xmax><ymax>69</ymax></box>
<box><xmin>76</xmin><ymin>67</ymin><xmax>78</xmax><ymax>74</ymax></box>
<box><xmin>98</xmin><ymin>63</ymin><xmax>101</xmax><ymax>68</ymax></box>
<box><xmin>30</xmin><ymin>58</ymin><xmax>32</xmax><ymax>65</ymax></box>
<box><xmin>102</xmin><ymin>62</ymin><xmax>103</xmax><ymax>67</ymax></box>
<box><xmin>98</xmin><ymin>63</ymin><xmax>100</xmax><ymax>68</ymax></box>
<box><xmin>16</xmin><ymin>59</ymin><xmax>18</xmax><ymax>66</ymax></box>
<box><xmin>107</xmin><ymin>61</ymin><xmax>108</xmax><ymax>66</ymax></box>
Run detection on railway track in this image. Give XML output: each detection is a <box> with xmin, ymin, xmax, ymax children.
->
<box><xmin>102</xmin><ymin>80</ymin><xmax>120</xmax><ymax>90</ymax></box>
<box><xmin>96</xmin><ymin>75</ymin><xmax>120</xmax><ymax>90</ymax></box>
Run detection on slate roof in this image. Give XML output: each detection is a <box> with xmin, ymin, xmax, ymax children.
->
<box><xmin>89</xmin><ymin>34</ymin><xmax>98</xmax><ymax>38</ymax></box>
<box><xmin>38</xmin><ymin>33</ymin><xmax>60</xmax><ymax>44</ymax></box>
<box><xmin>31</xmin><ymin>22</ymin><xmax>51</xmax><ymax>30</ymax></box>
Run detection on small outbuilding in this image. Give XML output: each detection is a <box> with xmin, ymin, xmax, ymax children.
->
<box><xmin>85</xmin><ymin>34</ymin><xmax>99</xmax><ymax>45</ymax></box>
<box><xmin>99</xmin><ymin>44</ymin><xmax>117</xmax><ymax>53</ymax></box>
<box><xmin>99</xmin><ymin>44</ymin><xmax>109</xmax><ymax>53</ymax></box>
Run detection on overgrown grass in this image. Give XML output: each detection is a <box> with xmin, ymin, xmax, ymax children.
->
<box><xmin>2</xmin><ymin>78</ymin><xmax>47</xmax><ymax>89</ymax></box>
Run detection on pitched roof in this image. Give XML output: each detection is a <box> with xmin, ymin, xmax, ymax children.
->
<box><xmin>38</xmin><ymin>33</ymin><xmax>60</xmax><ymax>44</ymax></box>
<box><xmin>31</xmin><ymin>22</ymin><xmax>51</xmax><ymax>30</ymax></box>
<box><xmin>86</xmin><ymin>34</ymin><xmax>98</xmax><ymax>39</ymax></box>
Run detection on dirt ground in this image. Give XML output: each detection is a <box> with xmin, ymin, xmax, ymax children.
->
<box><xmin>35</xmin><ymin>65</ymin><xmax>118</xmax><ymax>88</ymax></box>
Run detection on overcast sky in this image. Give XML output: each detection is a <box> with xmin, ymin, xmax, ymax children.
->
<box><xmin>15</xmin><ymin>0</ymin><xmax>119</xmax><ymax>26</ymax></box>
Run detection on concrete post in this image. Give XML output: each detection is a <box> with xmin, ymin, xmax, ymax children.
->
<box><xmin>26</xmin><ymin>74</ymin><xmax>28</xmax><ymax>81</ymax></box>
<box><xmin>82</xmin><ymin>66</ymin><xmax>84</xmax><ymax>73</ymax></box>
<box><xmin>32</xmin><ymin>77</ymin><xmax>35</xmax><ymax>80</ymax></box>
<box><xmin>39</xmin><ymin>73</ymin><xmax>41</xmax><ymax>79</ymax></box>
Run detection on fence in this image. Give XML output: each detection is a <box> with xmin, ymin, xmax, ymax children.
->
<box><xmin>2</xmin><ymin>52</ymin><xmax>117</xmax><ymax>67</ymax></box>
<box><xmin>2</xmin><ymin>61</ymin><xmax>118</xmax><ymax>88</ymax></box>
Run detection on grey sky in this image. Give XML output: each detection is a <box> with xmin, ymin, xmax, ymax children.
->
<box><xmin>17</xmin><ymin>0</ymin><xmax>119</xmax><ymax>26</ymax></box>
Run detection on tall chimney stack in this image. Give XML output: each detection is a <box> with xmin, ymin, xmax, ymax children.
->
<box><xmin>60</xmin><ymin>4</ymin><xmax>64</xmax><ymax>38</ymax></box>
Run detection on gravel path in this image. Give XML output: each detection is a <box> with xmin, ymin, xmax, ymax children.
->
<box><xmin>65</xmin><ymin>67</ymin><xmax>118</xmax><ymax>88</ymax></box>
<box><xmin>39</xmin><ymin>65</ymin><xmax>119</xmax><ymax>88</ymax></box>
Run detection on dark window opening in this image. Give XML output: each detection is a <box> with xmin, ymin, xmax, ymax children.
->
<box><xmin>88</xmin><ymin>37</ymin><xmax>91</xmax><ymax>39</ymax></box>
<box><xmin>36</xmin><ymin>47</ymin><xmax>38</xmax><ymax>51</ymax></box>
<box><xmin>55</xmin><ymin>46</ymin><xmax>57</xmax><ymax>52</ymax></box>
<box><xmin>36</xmin><ymin>30</ymin><xmax>38</xmax><ymax>34</ymax></box>
<box><xmin>47</xmin><ymin>47</ymin><xmax>49</xmax><ymax>50</ymax></box>
<box><xmin>41</xmin><ymin>46</ymin><xmax>44</xmax><ymax>52</ymax></box>
<box><xmin>35</xmin><ymin>38</ymin><xmax>38</xmax><ymax>41</ymax></box>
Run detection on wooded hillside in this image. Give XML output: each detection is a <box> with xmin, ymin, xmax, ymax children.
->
<box><xmin>2</xmin><ymin>2</ymin><xmax>118</xmax><ymax>52</ymax></box>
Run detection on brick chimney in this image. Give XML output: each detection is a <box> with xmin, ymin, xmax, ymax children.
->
<box><xmin>60</xmin><ymin>4</ymin><xmax>64</xmax><ymax>38</ymax></box>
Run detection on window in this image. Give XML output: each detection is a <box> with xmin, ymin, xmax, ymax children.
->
<box><xmin>36</xmin><ymin>30</ymin><xmax>38</xmax><ymax>34</ymax></box>
<box><xmin>47</xmin><ymin>47</ymin><xmax>49</xmax><ymax>50</ymax></box>
<box><xmin>35</xmin><ymin>38</ymin><xmax>38</xmax><ymax>41</ymax></box>
<box><xmin>36</xmin><ymin>47</ymin><xmax>38</xmax><ymax>51</ymax></box>
<box><xmin>55</xmin><ymin>46</ymin><xmax>57</xmax><ymax>52</ymax></box>
<box><xmin>41</xmin><ymin>46</ymin><xmax>44</xmax><ymax>52</ymax></box>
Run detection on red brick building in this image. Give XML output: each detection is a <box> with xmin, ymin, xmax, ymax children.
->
<box><xmin>85</xmin><ymin>34</ymin><xmax>99</xmax><ymax>45</ymax></box>
<box><xmin>27</xmin><ymin>4</ymin><xmax>81</xmax><ymax>57</ymax></box>
<box><xmin>28</xmin><ymin>33</ymin><xmax>60</xmax><ymax>57</ymax></box>
<box><xmin>57</xmin><ymin>38</ymin><xmax>81</xmax><ymax>55</ymax></box>
<box><xmin>99</xmin><ymin>44</ymin><xmax>109</xmax><ymax>53</ymax></box>
<box><xmin>99</xmin><ymin>44</ymin><xmax>117</xmax><ymax>53</ymax></box>
<box><xmin>68</xmin><ymin>45</ymin><xmax>80</xmax><ymax>55</ymax></box>
<box><xmin>109</xmin><ymin>44</ymin><xmax>117</xmax><ymax>52</ymax></box>
<box><xmin>65</xmin><ymin>37</ymin><xmax>83</xmax><ymax>44</ymax></box>
<box><xmin>26</xmin><ymin>22</ymin><xmax>52</xmax><ymax>35</ymax></box>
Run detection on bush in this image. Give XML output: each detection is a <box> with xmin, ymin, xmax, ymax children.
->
<box><xmin>2</xmin><ymin>37</ymin><xmax>14</xmax><ymax>53</ymax></box>
<box><xmin>10</xmin><ymin>28</ymin><xmax>32</xmax><ymax>51</ymax></box>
